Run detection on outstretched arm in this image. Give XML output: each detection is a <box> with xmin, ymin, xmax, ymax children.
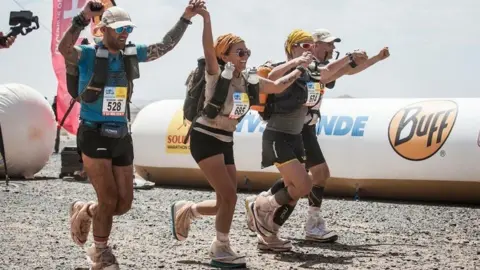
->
<box><xmin>318</xmin><ymin>51</ymin><xmax>369</xmax><ymax>83</ymax></box>
<box><xmin>325</xmin><ymin>47</ymin><xmax>390</xmax><ymax>82</ymax></box>
<box><xmin>260</xmin><ymin>68</ymin><xmax>305</xmax><ymax>94</ymax></box>
<box><xmin>347</xmin><ymin>47</ymin><xmax>390</xmax><ymax>75</ymax></box>
<box><xmin>267</xmin><ymin>51</ymin><xmax>313</xmax><ymax>81</ymax></box>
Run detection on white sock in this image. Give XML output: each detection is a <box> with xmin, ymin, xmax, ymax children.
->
<box><xmin>94</xmin><ymin>240</ymin><xmax>107</xmax><ymax>249</ymax></box>
<box><xmin>308</xmin><ymin>206</ymin><xmax>321</xmax><ymax>215</ymax></box>
<box><xmin>216</xmin><ymin>231</ymin><xmax>229</xmax><ymax>242</ymax></box>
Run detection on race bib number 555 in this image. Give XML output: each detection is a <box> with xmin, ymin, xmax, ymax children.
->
<box><xmin>102</xmin><ymin>86</ymin><xmax>127</xmax><ymax>116</ymax></box>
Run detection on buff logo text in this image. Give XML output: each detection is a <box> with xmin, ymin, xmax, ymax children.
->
<box><xmin>393</xmin><ymin>107</ymin><xmax>454</xmax><ymax>148</ymax></box>
<box><xmin>388</xmin><ymin>100</ymin><xmax>458</xmax><ymax>161</ymax></box>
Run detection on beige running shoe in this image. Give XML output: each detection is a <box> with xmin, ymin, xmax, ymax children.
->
<box><xmin>209</xmin><ymin>238</ymin><xmax>247</xmax><ymax>268</ymax></box>
<box><xmin>69</xmin><ymin>200</ymin><xmax>94</xmax><ymax>246</ymax></box>
<box><xmin>251</xmin><ymin>195</ymin><xmax>280</xmax><ymax>237</ymax></box>
<box><xmin>257</xmin><ymin>233</ymin><xmax>292</xmax><ymax>252</ymax></box>
<box><xmin>244</xmin><ymin>195</ymin><xmax>257</xmax><ymax>232</ymax></box>
<box><xmin>170</xmin><ymin>200</ymin><xmax>195</xmax><ymax>241</ymax></box>
<box><xmin>86</xmin><ymin>243</ymin><xmax>120</xmax><ymax>270</ymax></box>
<box><xmin>244</xmin><ymin>190</ymin><xmax>272</xmax><ymax>233</ymax></box>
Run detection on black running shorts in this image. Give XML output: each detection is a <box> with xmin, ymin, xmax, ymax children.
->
<box><xmin>189</xmin><ymin>127</ymin><xmax>235</xmax><ymax>165</ymax></box>
<box><xmin>301</xmin><ymin>124</ymin><xmax>326</xmax><ymax>169</ymax></box>
<box><xmin>77</xmin><ymin>121</ymin><xmax>133</xmax><ymax>167</ymax></box>
<box><xmin>261</xmin><ymin>129</ymin><xmax>305</xmax><ymax>168</ymax></box>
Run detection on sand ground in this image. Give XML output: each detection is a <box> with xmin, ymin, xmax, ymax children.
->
<box><xmin>0</xmin><ymin>149</ymin><xmax>479</xmax><ymax>270</ymax></box>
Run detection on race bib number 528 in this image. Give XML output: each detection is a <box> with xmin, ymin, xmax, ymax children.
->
<box><xmin>102</xmin><ymin>86</ymin><xmax>127</xmax><ymax>116</ymax></box>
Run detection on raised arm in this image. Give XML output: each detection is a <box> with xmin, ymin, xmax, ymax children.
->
<box><xmin>146</xmin><ymin>0</ymin><xmax>202</xmax><ymax>62</ymax></box>
<box><xmin>196</xmin><ymin>5</ymin><xmax>217</xmax><ymax>75</ymax></box>
<box><xmin>58</xmin><ymin>2</ymin><xmax>103</xmax><ymax>64</ymax></box>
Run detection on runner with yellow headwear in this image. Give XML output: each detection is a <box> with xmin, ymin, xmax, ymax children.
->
<box><xmin>237</xmin><ymin>29</ymin><xmax>329</xmax><ymax>252</ymax></box>
<box><xmin>170</xmin><ymin>9</ymin><xmax>312</xmax><ymax>269</ymax></box>
<box><xmin>246</xmin><ymin>28</ymin><xmax>388</xmax><ymax>248</ymax></box>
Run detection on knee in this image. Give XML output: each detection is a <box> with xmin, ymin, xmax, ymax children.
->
<box><xmin>115</xmin><ymin>195</ymin><xmax>133</xmax><ymax>216</ymax></box>
<box><xmin>219</xmin><ymin>188</ymin><xmax>237</xmax><ymax>208</ymax></box>
<box><xmin>97</xmin><ymin>192</ymin><xmax>119</xmax><ymax>216</ymax></box>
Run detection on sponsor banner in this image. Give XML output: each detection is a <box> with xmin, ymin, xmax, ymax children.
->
<box><xmin>237</xmin><ymin>113</ymin><xmax>369</xmax><ymax>137</ymax></box>
<box><xmin>165</xmin><ymin>109</ymin><xmax>190</xmax><ymax>154</ymax></box>
<box><xmin>388</xmin><ymin>100</ymin><xmax>458</xmax><ymax>161</ymax></box>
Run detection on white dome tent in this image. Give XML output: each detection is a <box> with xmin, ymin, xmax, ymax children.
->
<box><xmin>0</xmin><ymin>83</ymin><xmax>56</xmax><ymax>182</ymax></box>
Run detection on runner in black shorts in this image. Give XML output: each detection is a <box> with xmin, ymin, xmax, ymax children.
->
<box><xmin>61</xmin><ymin>2</ymin><xmax>200</xmax><ymax>268</ymax></box>
<box><xmin>169</xmin><ymin>10</ymin><xmax>306</xmax><ymax>267</ymax></box>
<box><xmin>247</xmin><ymin>28</ymin><xmax>390</xmax><ymax>244</ymax></box>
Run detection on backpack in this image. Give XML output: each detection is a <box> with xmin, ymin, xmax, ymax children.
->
<box><xmin>63</xmin><ymin>39</ymin><xmax>139</xmax><ymax>122</ymax></box>
<box><xmin>56</xmin><ymin>39</ymin><xmax>140</xmax><ymax>153</ymax></box>
<box><xmin>181</xmin><ymin>57</ymin><xmax>261</xmax><ymax>144</ymax></box>
<box><xmin>182</xmin><ymin>56</ymin><xmax>207</xmax><ymax>125</ymax></box>
<box><xmin>250</xmin><ymin>60</ymin><xmax>286</xmax><ymax>121</ymax></box>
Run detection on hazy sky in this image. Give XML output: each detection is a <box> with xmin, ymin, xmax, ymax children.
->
<box><xmin>0</xmin><ymin>0</ymin><xmax>479</xmax><ymax>108</ymax></box>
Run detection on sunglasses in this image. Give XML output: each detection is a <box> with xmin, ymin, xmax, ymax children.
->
<box><xmin>114</xmin><ymin>26</ymin><xmax>134</xmax><ymax>34</ymax></box>
<box><xmin>232</xmin><ymin>48</ymin><xmax>251</xmax><ymax>58</ymax></box>
<box><xmin>294</xmin><ymin>43</ymin><xmax>314</xmax><ymax>50</ymax></box>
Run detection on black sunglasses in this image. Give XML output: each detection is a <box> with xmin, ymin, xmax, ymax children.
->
<box><xmin>232</xmin><ymin>48</ymin><xmax>251</xmax><ymax>58</ymax></box>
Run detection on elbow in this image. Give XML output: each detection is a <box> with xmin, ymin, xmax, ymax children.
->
<box><xmin>58</xmin><ymin>45</ymin><xmax>67</xmax><ymax>57</ymax></box>
<box><xmin>320</xmin><ymin>76</ymin><xmax>332</xmax><ymax>84</ymax></box>
<box><xmin>269</xmin><ymin>82</ymin><xmax>284</xmax><ymax>94</ymax></box>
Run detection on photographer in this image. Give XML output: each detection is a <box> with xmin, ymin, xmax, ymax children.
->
<box><xmin>1</xmin><ymin>10</ymin><xmax>39</xmax><ymax>49</ymax></box>
<box><xmin>0</xmin><ymin>32</ymin><xmax>16</xmax><ymax>49</ymax></box>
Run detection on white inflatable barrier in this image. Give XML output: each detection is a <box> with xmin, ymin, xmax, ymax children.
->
<box><xmin>132</xmin><ymin>98</ymin><xmax>480</xmax><ymax>204</ymax></box>
<box><xmin>0</xmin><ymin>83</ymin><xmax>57</xmax><ymax>178</ymax></box>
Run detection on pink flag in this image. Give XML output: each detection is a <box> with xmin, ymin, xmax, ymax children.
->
<box><xmin>51</xmin><ymin>0</ymin><xmax>90</xmax><ymax>135</ymax></box>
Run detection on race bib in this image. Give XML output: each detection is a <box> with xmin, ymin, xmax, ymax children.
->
<box><xmin>305</xmin><ymin>82</ymin><xmax>324</xmax><ymax>107</ymax></box>
<box><xmin>102</xmin><ymin>86</ymin><xmax>127</xmax><ymax>116</ymax></box>
<box><xmin>229</xmin><ymin>92</ymin><xmax>250</xmax><ymax>119</ymax></box>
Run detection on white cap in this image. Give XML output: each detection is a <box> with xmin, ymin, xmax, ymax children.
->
<box><xmin>312</xmin><ymin>29</ymin><xmax>341</xmax><ymax>43</ymax></box>
<box><xmin>95</xmin><ymin>6</ymin><xmax>136</xmax><ymax>29</ymax></box>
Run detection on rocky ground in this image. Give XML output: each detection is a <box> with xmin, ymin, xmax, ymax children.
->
<box><xmin>1</xmin><ymin>150</ymin><xmax>479</xmax><ymax>270</ymax></box>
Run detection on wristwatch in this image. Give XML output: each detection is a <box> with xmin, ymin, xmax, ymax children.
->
<box><xmin>296</xmin><ymin>65</ymin><xmax>307</xmax><ymax>76</ymax></box>
<box><xmin>180</xmin><ymin>16</ymin><xmax>192</xmax><ymax>25</ymax></box>
<box><xmin>346</xmin><ymin>53</ymin><xmax>358</xmax><ymax>68</ymax></box>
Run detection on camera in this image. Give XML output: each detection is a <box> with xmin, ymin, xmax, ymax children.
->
<box><xmin>0</xmin><ymin>10</ymin><xmax>39</xmax><ymax>47</ymax></box>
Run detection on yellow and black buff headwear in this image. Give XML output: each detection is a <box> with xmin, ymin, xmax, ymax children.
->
<box><xmin>214</xmin><ymin>33</ymin><xmax>244</xmax><ymax>60</ymax></box>
<box><xmin>284</xmin><ymin>29</ymin><xmax>313</xmax><ymax>57</ymax></box>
